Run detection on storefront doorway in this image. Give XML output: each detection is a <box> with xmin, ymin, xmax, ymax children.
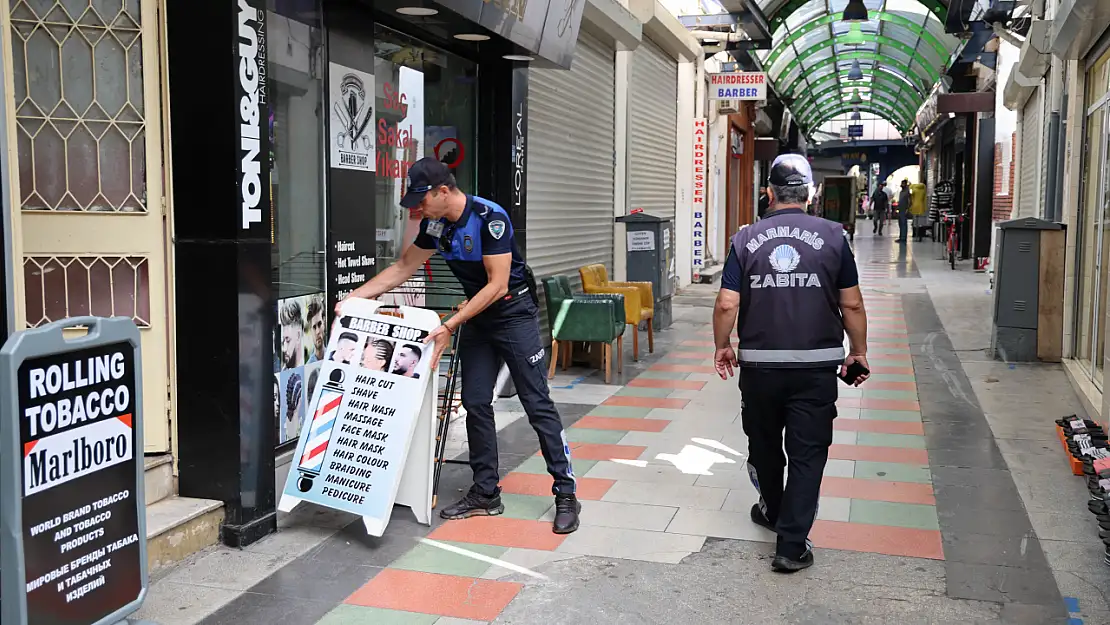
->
<box><xmin>1073</xmin><ymin>46</ymin><xmax>1110</xmax><ymax>387</ymax></box>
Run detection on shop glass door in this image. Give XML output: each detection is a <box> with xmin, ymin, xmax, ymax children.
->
<box><xmin>1075</xmin><ymin>50</ymin><xmax>1110</xmax><ymax>384</ymax></box>
<box><xmin>373</xmin><ymin>25</ymin><xmax>477</xmax><ymax>312</ymax></box>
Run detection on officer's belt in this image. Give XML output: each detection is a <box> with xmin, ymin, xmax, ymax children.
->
<box><xmin>500</xmin><ymin>284</ymin><xmax>532</xmax><ymax>302</ymax></box>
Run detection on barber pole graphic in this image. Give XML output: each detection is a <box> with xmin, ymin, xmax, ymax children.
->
<box><xmin>296</xmin><ymin>368</ymin><xmax>346</xmax><ymax>492</ymax></box>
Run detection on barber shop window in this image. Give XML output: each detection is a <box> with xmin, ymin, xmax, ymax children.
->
<box><xmin>268</xmin><ymin>0</ymin><xmax>327</xmax><ymax>450</ymax></box>
<box><xmin>373</xmin><ymin>25</ymin><xmax>477</xmax><ymax>310</ymax></box>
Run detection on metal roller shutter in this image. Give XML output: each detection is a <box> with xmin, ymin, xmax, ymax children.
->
<box><xmin>527</xmin><ymin>31</ymin><xmax>615</xmax><ymax>287</ymax></box>
<box><xmin>629</xmin><ymin>38</ymin><xmax>678</xmax><ymax>220</ymax></box>
<box><xmin>1018</xmin><ymin>88</ymin><xmax>1042</xmax><ymax>218</ymax></box>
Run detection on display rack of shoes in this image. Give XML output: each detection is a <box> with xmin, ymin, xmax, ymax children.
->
<box><xmin>1056</xmin><ymin>415</ymin><xmax>1110</xmax><ymax>567</ymax></box>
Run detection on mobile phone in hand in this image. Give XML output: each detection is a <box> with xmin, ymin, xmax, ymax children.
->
<box><xmin>839</xmin><ymin>361</ymin><xmax>870</xmax><ymax>385</ymax></box>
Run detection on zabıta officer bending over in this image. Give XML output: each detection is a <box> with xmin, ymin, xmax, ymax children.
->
<box><xmin>340</xmin><ymin>156</ymin><xmax>580</xmax><ymax>534</ymax></box>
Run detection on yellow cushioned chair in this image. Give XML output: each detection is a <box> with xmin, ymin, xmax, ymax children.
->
<box><xmin>578</xmin><ymin>264</ymin><xmax>654</xmax><ymax>360</ymax></box>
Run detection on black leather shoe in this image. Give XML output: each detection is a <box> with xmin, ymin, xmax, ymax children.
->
<box><xmin>751</xmin><ymin>504</ymin><xmax>776</xmax><ymax>532</ymax></box>
<box><xmin>439</xmin><ymin>486</ymin><xmax>505</xmax><ymax>520</ymax></box>
<box><xmin>772</xmin><ymin>549</ymin><xmax>814</xmax><ymax>573</ymax></box>
<box><xmin>552</xmin><ymin>494</ymin><xmax>581</xmax><ymax>534</ymax></box>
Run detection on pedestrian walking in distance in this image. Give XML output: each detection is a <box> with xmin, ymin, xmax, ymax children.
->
<box><xmin>712</xmin><ymin>153</ymin><xmax>870</xmax><ymax>572</ymax></box>
<box><xmin>341</xmin><ymin>156</ymin><xmax>580</xmax><ymax>534</ymax></box>
<box><xmin>870</xmin><ymin>186</ymin><xmax>889</xmax><ymax>236</ymax></box>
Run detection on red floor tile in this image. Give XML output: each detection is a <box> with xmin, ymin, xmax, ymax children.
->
<box><xmin>500</xmin><ymin>472</ymin><xmax>615</xmax><ymax>500</ymax></box>
<box><xmin>665</xmin><ymin>351</ymin><xmax>710</xmax><ymax>360</ymax></box>
<box><xmin>860</xmin><ymin>398</ymin><xmax>920</xmax><ymax>411</ymax></box>
<box><xmin>829</xmin><ymin>444</ymin><xmax>929</xmax><ymax>464</ymax></box>
<box><xmin>601</xmin><ymin>395</ymin><xmax>690</xmax><ymax>410</ymax></box>
<box><xmin>681</xmin><ymin>340</ymin><xmax>717</xmax><ymax>347</ymax></box>
<box><xmin>346</xmin><ymin>570</ymin><xmax>522</xmax><ymax>620</ymax></box>
<box><xmin>648</xmin><ymin>363</ymin><xmax>717</xmax><ymax>374</ymax></box>
<box><xmin>810</xmin><ymin>520</ymin><xmax>944</xmax><ymax>560</ymax></box>
<box><xmin>428</xmin><ymin>516</ymin><xmax>568</xmax><ymax>550</ymax></box>
<box><xmin>628</xmin><ymin>378</ymin><xmax>707</xmax><ymax>390</ymax></box>
<box><xmin>820</xmin><ymin>476</ymin><xmax>935</xmax><ymax>505</ymax></box>
<box><xmin>869</xmin><ymin>353</ymin><xmax>912</xmax><ymax>361</ymax></box>
<box><xmin>536</xmin><ymin>442</ymin><xmax>647</xmax><ymax>461</ymax></box>
<box><xmin>875</xmin><ymin>343</ymin><xmax>911</xmax><ymax>350</ymax></box>
<box><xmin>869</xmin><ymin>333</ymin><xmax>909</xmax><ymax>339</ymax></box>
<box><xmin>834</xmin><ymin>419</ymin><xmax>924</xmax><ymax>435</ymax></box>
<box><xmin>870</xmin><ymin>366</ymin><xmax>915</xmax><ymax>375</ymax></box>
<box><xmin>573</xmin><ymin>415</ymin><xmax>671</xmax><ymax>432</ymax></box>
<box><xmin>866</xmin><ymin>381</ymin><xmax>917</xmax><ymax>391</ymax></box>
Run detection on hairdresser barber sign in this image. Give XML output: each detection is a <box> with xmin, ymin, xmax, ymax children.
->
<box><xmin>1</xmin><ymin>316</ymin><xmax>150</xmax><ymax>625</ymax></box>
<box><xmin>279</xmin><ymin>299</ymin><xmax>439</xmax><ymax>536</ymax></box>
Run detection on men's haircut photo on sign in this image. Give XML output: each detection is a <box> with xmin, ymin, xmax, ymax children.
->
<box><xmin>278</xmin><ymin>299</ymin><xmax>440</xmax><ymax>536</ymax></box>
<box><xmin>1</xmin><ymin>317</ymin><xmax>147</xmax><ymax>625</ymax></box>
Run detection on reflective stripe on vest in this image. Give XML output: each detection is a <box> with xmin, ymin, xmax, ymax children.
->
<box><xmin>737</xmin><ymin>347</ymin><xmax>845</xmax><ymax>364</ymax></box>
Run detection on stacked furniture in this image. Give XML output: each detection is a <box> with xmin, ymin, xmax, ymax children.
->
<box><xmin>578</xmin><ymin>264</ymin><xmax>654</xmax><ymax>360</ymax></box>
<box><xmin>542</xmin><ymin>275</ymin><xmax>626</xmax><ymax>384</ymax></box>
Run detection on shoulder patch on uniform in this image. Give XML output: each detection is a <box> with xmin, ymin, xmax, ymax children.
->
<box><xmin>488</xmin><ymin>220</ymin><xmax>506</xmax><ymax>240</ymax></box>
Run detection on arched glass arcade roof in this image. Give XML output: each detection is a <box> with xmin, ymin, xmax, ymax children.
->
<box><xmin>751</xmin><ymin>0</ymin><xmax>960</xmax><ymax>135</ymax></box>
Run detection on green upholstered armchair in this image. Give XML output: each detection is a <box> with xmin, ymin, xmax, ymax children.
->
<box><xmin>542</xmin><ymin>275</ymin><xmax>626</xmax><ymax>384</ymax></box>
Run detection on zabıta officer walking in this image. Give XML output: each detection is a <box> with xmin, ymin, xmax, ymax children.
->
<box><xmin>712</xmin><ymin>154</ymin><xmax>870</xmax><ymax>572</ymax></box>
<box><xmin>340</xmin><ymin>157</ymin><xmax>580</xmax><ymax>534</ymax></box>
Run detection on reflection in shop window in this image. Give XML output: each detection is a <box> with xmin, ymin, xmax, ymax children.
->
<box><xmin>373</xmin><ymin>25</ymin><xmax>477</xmax><ymax>311</ymax></box>
<box><xmin>268</xmin><ymin>0</ymin><xmax>326</xmax><ymax>449</ymax></box>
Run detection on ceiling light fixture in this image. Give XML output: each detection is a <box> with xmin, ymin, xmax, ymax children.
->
<box><xmin>503</xmin><ymin>54</ymin><xmax>534</xmax><ymax>61</ymax></box>
<box><xmin>396</xmin><ymin>6</ymin><xmax>438</xmax><ymax>16</ymax></box>
<box><xmin>454</xmin><ymin>33</ymin><xmax>490</xmax><ymax>41</ymax></box>
<box><xmin>851</xmin><ymin>111</ymin><xmax>861</xmax><ymax>121</ymax></box>
<box><xmin>848</xmin><ymin>59</ymin><xmax>864</xmax><ymax>80</ymax></box>
<box><xmin>850</xmin><ymin>89</ymin><xmax>863</xmax><ymax>104</ymax></box>
<box><xmin>842</xmin><ymin>0</ymin><xmax>869</xmax><ymax>22</ymax></box>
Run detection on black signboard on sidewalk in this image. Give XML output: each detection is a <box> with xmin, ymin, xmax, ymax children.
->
<box><xmin>1</xmin><ymin>317</ymin><xmax>150</xmax><ymax>625</ymax></box>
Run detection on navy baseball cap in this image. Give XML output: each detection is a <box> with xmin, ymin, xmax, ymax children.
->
<box><xmin>768</xmin><ymin>154</ymin><xmax>813</xmax><ymax>187</ymax></box>
<box><xmin>400</xmin><ymin>157</ymin><xmax>455</xmax><ymax>208</ymax></box>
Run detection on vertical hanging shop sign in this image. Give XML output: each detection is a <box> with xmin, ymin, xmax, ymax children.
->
<box><xmin>510</xmin><ymin>68</ymin><xmax>528</xmax><ymax>247</ymax></box>
<box><xmin>692</xmin><ymin>118</ymin><xmax>708</xmax><ymax>280</ymax></box>
<box><xmin>236</xmin><ymin>0</ymin><xmax>269</xmax><ymax>236</ymax></box>
<box><xmin>1</xmin><ymin>317</ymin><xmax>150</xmax><ymax>625</ymax></box>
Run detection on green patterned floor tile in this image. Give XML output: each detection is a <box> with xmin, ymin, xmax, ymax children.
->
<box><xmin>391</xmin><ymin>540</ymin><xmax>507</xmax><ymax>577</ymax></box>
<box><xmin>868</xmin><ymin>374</ymin><xmax>916</xmax><ymax>383</ymax></box>
<box><xmin>317</xmin><ymin>605</ymin><xmax>438</xmax><ymax>625</ymax></box>
<box><xmin>614</xmin><ymin>386</ymin><xmax>672</xmax><ymax>398</ymax></box>
<box><xmin>512</xmin><ymin>456</ymin><xmax>598</xmax><ymax>476</ymax></box>
<box><xmin>636</xmin><ymin>370</ymin><xmax>691</xmax><ymax>380</ymax></box>
<box><xmin>849</xmin><ymin>500</ymin><xmax>939</xmax><ymax>531</ymax></box>
<box><xmin>869</xmin><ymin>358</ymin><xmax>912</xmax><ymax>366</ymax></box>
<box><xmin>565</xmin><ymin>428</ymin><xmax>626</xmax><ymax>444</ymax></box>
<box><xmin>854</xmin><ymin>461</ymin><xmax>932</xmax><ymax>484</ymax></box>
<box><xmin>837</xmin><ymin>387</ymin><xmax>863</xmax><ymax>397</ymax></box>
<box><xmin>587</xmin><ymin>405</ymin><xmax>653</xmax><ymax>418</ymax></box>
<box><xmin>859</xmin><ymin>409</ymin><xmax>922</xmax><ymax>422</ymax></box>
<box><xmin>856</xmin><ymin>432</ymin><xmax>926</xmax><ymax>449</ymax></box>
<box><xmin>499</xmin><ymin>493</ymin><xmax>559</xmax><ymax>520</ymax></box>
<box><xmin>862</xmin><ymin>389</ymin><xmax>918</xmax><ymax>400</ymax></box>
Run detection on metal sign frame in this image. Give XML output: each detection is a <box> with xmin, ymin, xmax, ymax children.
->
<box><xmin>1</xmin><ymin>25</ymin><xmax>13</xmax><ymax>340</ymax></box>
<box><xmin>0</xmin><ymin>316</ymin><xmax>149</xmax><ymax>625</ymax></box>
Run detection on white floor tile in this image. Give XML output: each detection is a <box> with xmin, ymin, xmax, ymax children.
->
<box><xmin>556</xmin><ymin>526</ymin><xmax>706</xmax><ymax>564</ymax></box>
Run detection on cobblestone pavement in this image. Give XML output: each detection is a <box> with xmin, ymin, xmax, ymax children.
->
<box><xmin>137</xmin><ymin>231</ymin><xmax>1110</xmax><ymax>625</ymax></box>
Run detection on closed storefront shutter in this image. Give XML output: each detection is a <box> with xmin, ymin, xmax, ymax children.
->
<box><xmin>1018</xmin><ymin>88</ymin><xmax>1042</xmax><ymax>218</ymax></box>
<box><xmin>527</xmin><ymin>31</ymin><xmax>616</xmax><ymax>286</ymax></box>
<box><xmin>629</xmin><ymin>37</ymin><xmax>678</xmax><ymax>221</ymax></box>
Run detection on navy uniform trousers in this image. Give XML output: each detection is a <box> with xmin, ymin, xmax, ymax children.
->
<box><xmin>459</xmin><ymin>295</ymin><xmax>576</xmax><ymax>496</ymax></box>
<box><xmin>740</xmin><ymin>366</ymin><xmax>837</xmax><ymax>558</ymax></box>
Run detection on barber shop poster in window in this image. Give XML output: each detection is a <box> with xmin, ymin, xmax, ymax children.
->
<box><xmin>274</xmin><ymin>293</ymin><xmax>328</xmax><ymax>445</ymax></box>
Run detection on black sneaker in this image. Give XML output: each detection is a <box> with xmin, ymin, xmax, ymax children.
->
<box><xmin>751</xmin><ymin>504</ymin><xmax>776</xmax><ymax>532</ymax></box>
<box><xmin>552</xmin><ymin>494</ymin><xmax>580</xmax><ymax>534</ymax></box>
<box><xmin>439</xmin><ymin>486</ymin><xmax>505</xmax><ymax>520</ymax></box>
<box><xmin>772</xmin><ymin>549</ymin><xmax>814</xmax><ymax>573</ymax></box>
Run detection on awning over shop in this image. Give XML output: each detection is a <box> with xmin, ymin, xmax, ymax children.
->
<box><xmin>750</xmin><ymin>0</ymin><xmax>960</xmax><ymax>136</ymax></box>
